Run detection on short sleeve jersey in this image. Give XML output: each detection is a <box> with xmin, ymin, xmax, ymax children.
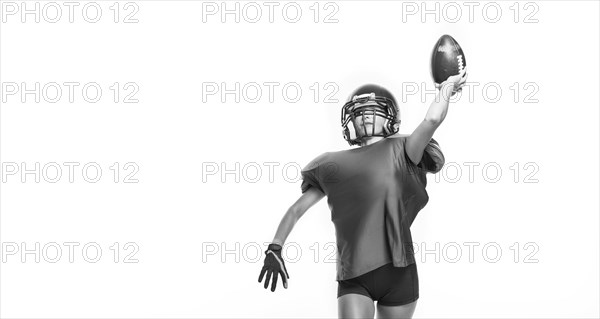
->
<box><xmin>300</xmin><ymin>135</ymin><xmax>444</xmax><ymax>281</ymax></box>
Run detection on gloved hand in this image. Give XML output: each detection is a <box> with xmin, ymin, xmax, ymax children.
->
<box><xmin>258</xmin><ymin>243</ymin><xmax>289</xmax><ymax>292</ymax></box>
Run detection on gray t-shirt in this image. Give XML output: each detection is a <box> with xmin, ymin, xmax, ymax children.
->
<box><xmin>300</xmin><ymin>135</ymin><xmax>444</xmax><ymax>281</ymax></box>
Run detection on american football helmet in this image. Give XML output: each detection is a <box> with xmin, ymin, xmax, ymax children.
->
<box><xmin>341</xmin><ymin>84</ymin><xmax>400</xmax><ymax>146</ymax></box>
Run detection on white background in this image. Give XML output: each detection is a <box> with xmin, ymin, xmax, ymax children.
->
<box><xmin>1</xmin><ymin>0</ymin><xmax>599</xmax><ymax>318</ymax></box>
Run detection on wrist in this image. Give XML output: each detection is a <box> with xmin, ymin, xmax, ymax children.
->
<box><xmin>268</xmin><ymin>243</ymin><xmax>282</xmax><ymax>251</ymax></box>
<box><xmin>439</xmin><ymin>83</ymin><xmax>454</xmax><ymax>101</ymax></box>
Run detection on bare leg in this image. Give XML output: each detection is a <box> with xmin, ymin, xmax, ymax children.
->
<box><xmin>376</xmin><ymin>300</ymin><xmax>418</xmax><ymax>319</ymax></box>
<box><xmin>337</xmin><ymin>293</ymin><xmax>376</xmax><ymax>319</ymax></box>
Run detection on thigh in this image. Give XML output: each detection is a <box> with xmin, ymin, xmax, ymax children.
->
<box><xmin>374</xmin><ymin>262</ymin><xmax>419</xmax><ymax>307</ymax></box>
<box><xmin>338</xmin><ymin>293</ymin><xmax>375</xmax><ymax>319</ymax></box>
<box><xmin>338</xmin><ymin>276</ymin><xmax>375</xmax><ymax>319</ymax></box>
<box><xmin>376</xmin><ymin>299</ymin><xmax>418</xmax><ymax>319</ymax></box>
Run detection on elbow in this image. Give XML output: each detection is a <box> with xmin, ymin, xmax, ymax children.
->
<box><xmin>425</xmin><ymin>117</ymin><xmax>442</xmax><ymax>126</ymax></box>
<box><xmin>288</xmin><ymin>205</ymin><xmax>303</xmax><ymax>221</ymax></box>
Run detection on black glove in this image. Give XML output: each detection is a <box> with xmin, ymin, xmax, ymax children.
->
<box><xmin>258</xmin><ymin>243</ymin><xmax>289</xmax><ymax>292</ymax></box>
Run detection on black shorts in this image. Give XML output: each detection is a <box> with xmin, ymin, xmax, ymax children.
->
<box><xmin>337</xmin><ymin>262</ymin><xmax>419</xmax><ymax>306</ymax></box>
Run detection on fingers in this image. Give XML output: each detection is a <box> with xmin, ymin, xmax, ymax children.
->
<box><xmin>433</xmin><ymin>67</ymin><xmax>470</xmax><ymax>93</ymax></box>
<box><xmin>282</xmin><ymin>264</ymin><xmax>290</xmax><ymax>279</ymax></box>
<box><xmin>264</xmin><ymin>270</ymin><xmax>272</xmax><ymax>290</ymax></box>
<box><xmin>259</xmin><ymin>270</ymin><xmax>289</xmax><ymax>291</ymax></box>
<box><xmin>459</xmin><ymin>71</ymin><xmax>468</xmax><ymax>84</ymax></box>
<box><xmin>271</xmin><ymin>272</ymin><xmax>278</xmax><ymax>292</ymax></box>
<box><xmin>279</xmin><ymin>270</ymin><xmax>288</xmax><ymax>289</ymax></box>
<box><xmin>458</xmin><ymin>68</ymin><xmax>468</xmax><ymax>86</ymax></box>
<box><xmin>457</xmin><ymin>66</ymin><xmax>467</xmax><ymax>78</ymax></box>
<box><xmin>456</xmin><ymin>76</ymin><xmax>467</xmax><ymax>91</ymax></box>
<box><xmin>258</xmin><ymin>267</ymin><xmax>267</xmax><ymax>283</ymax></box>
<box><xmin>451</xmin><ymin>69</ymin><xmax>467</xmax><ymax>82</ymax></box>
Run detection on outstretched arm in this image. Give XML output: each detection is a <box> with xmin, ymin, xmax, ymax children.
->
<box><xmin>405</xmin><ymin>69</ymin><xmax>467</xmax><ymax>165</ymax></box>
<box><xmin>259</xmin><ymin>185</ymin><xmax>325</xmax><ymax>292</ymax></box>
<box><xmin>271</xmin><ymin>187</ymin><xmax>325</xmax><ymax>246</ymax></box>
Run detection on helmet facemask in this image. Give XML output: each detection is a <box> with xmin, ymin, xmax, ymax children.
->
<box><xmin>341</xmin><ymin>93</ymin><xmax>400</xmax><ymax>146</ymax></box>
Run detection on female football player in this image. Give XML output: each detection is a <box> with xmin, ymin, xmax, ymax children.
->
<box><xmin>259</xmin><ymin>68</ymin><xmax>467</xmax><ymax>319</ymax></box>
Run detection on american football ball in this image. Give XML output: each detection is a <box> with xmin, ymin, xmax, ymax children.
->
<box><xmin>431</xmin><ymin>34</ymin><xmax>466</xmax><ymax>85</ymax></box>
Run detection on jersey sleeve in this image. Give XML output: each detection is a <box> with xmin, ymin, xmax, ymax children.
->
<box><xmin>300</xmin><ymin>152</ymin><xmax>328</xmax><ymax>194</ymax></box>
<box><xmin>396</xmin><ymin>136</ymin><xmax>445</xmax><ymax>174</ymax></box>
<box><xmin>414</xmin><ymin>138</ymin><xmax>445</xmax><ymax>173</ymax></box>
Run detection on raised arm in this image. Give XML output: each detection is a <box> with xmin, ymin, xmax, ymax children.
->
<box><xmin>271</xmin><ymin>187</ymin><xmax>325</xmax><ymax>246</ymax></box>
<box><xmin>405</xmin><ymin>69</ymin><xmax>467</xmax><ymax>165</ymax></box>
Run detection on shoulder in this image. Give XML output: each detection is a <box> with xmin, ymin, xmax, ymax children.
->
<box><xmin>385</xmin><ymin>133</ymin><xmax>409</xmax><ymax>146</ymax></box>
<box><xmin>302</xmin><ymin>151</ymin><xmax>330</xmax><ymax>171</ymax></box>
<box><xmin>387</xmin><ymin>133</ymin><xmax>410</xmax><ymax>140</ymax></box>
<box><xmin>312</xmin><ymin>151</ymin><xmax>330</xmax><ymax>162</ymax></box>
<box><xmin>387</xmin><ymin>134</ymin><xmax>441</xmax><ymax>148</ymax></box>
